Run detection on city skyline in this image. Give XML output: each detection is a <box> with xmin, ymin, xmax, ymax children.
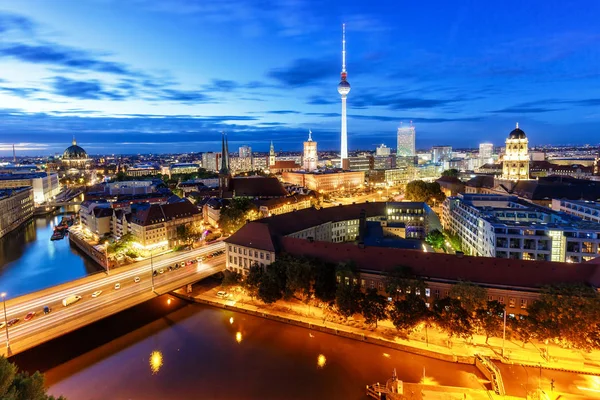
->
<box><xmin>1</xmin><ymin>1</ymin><xmax>600</xmax><ymax>155</ymax></box>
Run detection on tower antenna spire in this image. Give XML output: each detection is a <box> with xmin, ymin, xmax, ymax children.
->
<box><xmin>308</xmin><ymin>129</ymin><xmax>312</xmax><ymax>141</ymax></box>
<box><xmin>342</xmin><ymin>23</ymin><xmax>346</xmax><ymax>74</ymax></box>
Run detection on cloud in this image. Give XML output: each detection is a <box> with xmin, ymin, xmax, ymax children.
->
<box><xmin>0</xmin><ymin>43</ymin><xmax>136</xmax><ymax>76</ymax></box>
<box><xmin>491</xmin><ymin>106</ymin><xmax>563</xmax><ymax>114</ymax></box>
<box><xmin>0</xmin><ymin>12</ymin><xmax>34</xmax><ymax>34</ymax></box>
<box><xmin>351</xmin><ymin>91</ymin><xmax>462</xmax><ymax>110</ymax></box>
<box><xmin>306</xmin><ymin>95</ymin><xmax>336</xmax><ymax>105</ymax></box>
<box><xmin>0</xmin><ymin>85</ymin><xmax>41</xmax><ymax>98</ymax></box>
<box><xmin>156</xmin><ymin>88</ymin><xmax>215</xmax><ymax>103</ymax></box>
<box><xmin>202</xmin><ymin>79</ymin><xmax>240</xmax><ymax>92</ymax></box>
<box><xmin>51</xmin><ymin>76</ymin><xmax>126</xmax><ymax>100</ymax></box>
<box><xmin>267</xmin><ymin>57</ymin><xmax>336</xmax><ymax>87</ymax></box>
<box><xmin>263</xmin><ymin>110</ymin><xmax>301</xmax><ymax>115</ymax></box>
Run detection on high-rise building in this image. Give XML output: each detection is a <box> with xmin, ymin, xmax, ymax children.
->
<box><xmin>501</xmin><ymin>123</ymin><xmax>529</xmax><ymax>181</ymax></box>
<box><xmin>337</xmin><ymin>24</ymin><xmax>351</xmax><ymax>170</ymax></box>
<box><xmin>201</xmin><ymin>152</ymin><xmax>221</xmax><ymax>172</ymax></box>
<box><xmin>239</xmin><ymin>145</ymin><xmax>252</xmax><ymax>159</ymax></box>
<box><xmin>376</xmin><ymin>144</ymin><xmax>390</xmax><ymax>156</ymax></box>
<box><xmin>431</xmin><ymin>146</ymin><xmax>452</xmax><ymax>164</ymax></box>
<box><xmin>397</xmin><ymin>125</ymin><xmax>416</xmax><ymax>157</ymax></box>
<box><xmin>303</xmin><ymin>130</ymin><xmax>318</xmax><ymax>172</ymax></box>
<box><xmin>479</xmin><ymin>143</ymin><xmax>494</xmax><ymax>162</ymax></box>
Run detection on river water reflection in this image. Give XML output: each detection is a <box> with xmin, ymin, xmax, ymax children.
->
<box><xmin>0</xmin><ymin>210</ymin><xmax>100</xmax><ymax>297</ymax></box>
<box><xmin>44</xmin><ymin>298</ymin><xmax>485</xmax><ymax>400</ymax></box>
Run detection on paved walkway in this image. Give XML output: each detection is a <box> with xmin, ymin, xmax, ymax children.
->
<box><xmin>183</xmin><ymin>283</ymin><xmax>600</xmax><ymax>377</ymax></box>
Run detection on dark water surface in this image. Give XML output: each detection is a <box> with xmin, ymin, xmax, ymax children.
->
<box><xmin>14</xmin><ymin>296</ymin><xmax>485</xmax><ymax>400</ymax></box>
<box><xmin>0</xmin><ymin>209</ymin><xmax>100</xmax><ymax>297</ymax></box>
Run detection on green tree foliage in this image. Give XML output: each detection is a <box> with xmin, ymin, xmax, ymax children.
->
<box><xmin>527</xmin><ymin>284</ymin><xmax>600</xmax><ymax>351</ymax></box>
<box><xmin>384</xmin><ymin>266</ymin><xmax>426</xmax><ymax>301</ymax></box>
<box><xmin>433</xmin><ymin>297</ymin><xmax>473</xmax><ymax>342</ymax></box>
<box><xmin>107</xmin><ymin>233</ymin><xmax>135</xmax><ymax>257</ymax></box>
<box><xmin>389</xmin><ymin>294</ymin><xmax>430</xmax><ymax>333</ymax></box>
<box><xmin>443</xmin><ymin>229</ymin><xmax>463</xmax><ymax>252</ymax></box>
<box><xmin>257</xmin><ymin>260</ymin><xmax>289</xmax><ymax>304</ymax></box>
<box><xmin>176</xmin><ymin>224</ymin><xmax>202</xmax><ymax>245</ymax></box>
<box><xmin>244</xmin><ymin>263</ymin><xmax>263</xmax><ymax>299</ymax></box>
<box><xmin>313</xmin><ymin>260</ymin><xmax>337</xmax><ymax>303</ymax></box>
<box><xmin>335</xmin><ymin>279</ymin><xmax>363</xmax><ymax>319</ymax></box>
<box><xmin>425</xmin><ymin>229</ymin><xmax>445</xmax><ymax>249</ymax></box>
<box><xmin>404</xmin><ymin>180</ymin><xmax>446</xmax><ymax>206</ymax></box>
<box><xmin>0</xmin><ymin>356</ymin><xmax>64</xmax><ymax>400</ymax></box>
<box><xmin>284</xmin><ymin>255</ymin><xmax>313</xmax><ymax>301</ymax></box>
<box><xmin>221</xmin><ymin>270</ymin><xmax>242</xmax><ymax>287</ymax></box>
<box><xmin>449</xmin><ymin>281</ymin><xmax>487</xmax><ymax>314</ymax></box>
<box><xmin>360</xmin><ymin>288</ymin><xmax>388</xmax><ymax>328</ymax></box>
<box><xmin>219</xmin><ymin>198</ymin><xmax>258</xmax><ymax>234</ymax></box>
<box><xmin>507</xmin><ymin>316</ymin><xmax>534</xmax><ymax>347</ymax></box>
<box><xmin>441</xmin><ymin>169</ymin><xmax>459</xmax><ymax>178</ymax></box>
<box><xmin>474</xmin><ymin>300</ymin><xmax>505</xmax><ymax>344</ymax></box>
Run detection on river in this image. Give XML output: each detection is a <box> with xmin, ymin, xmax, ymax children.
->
<box><xmin>10</xmin><ymin>295</ymin><xmax>485</xmax><ymax>400</ymax></box>
<box><xmin>0</xmin><ymin>209</ymin><xmax>101</xmax><ymax>298</ymax></box>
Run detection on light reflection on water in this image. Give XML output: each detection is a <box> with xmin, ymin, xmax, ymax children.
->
<box><xmin>45</xmin><ymin>304</ymin><xmax>485</xmax><ymax>400</ymax></box>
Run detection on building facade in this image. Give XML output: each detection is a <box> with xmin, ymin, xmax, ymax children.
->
<box><xmin>431</xmin><ymin>146</ymin><xmax>452</xmax><ymax>164</ymax></box>
<box><xmin>0</xmin><ymin>187</ymin><xmax>34</xmax><ymax>238</ymax></box>
<box><xmin>302</xmin><ymin>131</ymin><xmax>318</xmax><ymax>172</ymax></box>
<box><xmin>201</xmin><ymin>152</ymin><xmax>221</xmax><ymax>172</ymax></box>
<box><xmin>443</xmin><ymin>193</ymin><xmax>600</xmax><ymax>262</ymax></box>
<box><xmin>282</xmin><ymin>170</ymin><xmax>365</xmax><ymax>192</ymax></box>
<box><xmin>502</xmin><ymin>124</ymin><xmax>529</xmax><ymax>180</ymax></box>
<box><xmin>552</xmin><ymin>199</ymin><xmax>600</xmax><ymax>223</ymax></box>
<box><xmin>376</xmin><ymin>144</ymin><xmax>391</xmax><ymax>156</ymax></box>
<box><xmin>397</xmin><ymin>126</ymin><xmax>416</xmax><ymax>157</ymax></box>
<box><xmin>0</xmin><ymin>173</ymin><xmax>59</xmax><ymax>204</ymax></box>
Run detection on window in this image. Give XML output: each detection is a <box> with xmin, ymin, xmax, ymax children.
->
<box><xmin>260</xmin><ymin>252</ymin><xmax>264</xmax><ymax>259</ymax></box>
<box><xmin>498</xmin><ymin>296</ymin><xmax>504</xmax><ymax>304</ymax></box>
<box><xmin>509</xmin><ymin>298</ymin><xmax>515</xmax><ymax>308</ymax></box>
<box><xmin>229</xmin><ymin>255</ymin><xmax>232</xmax><ymax>263</ymax></box>
<box><xmin>228</xmin><ymin>245</ymin><xmax>232</xmax><ymax>252</ymax></box>
<box><xmin>233</xmin><ymin>257</ymin><xmax>237</xmax><ymax>265</ymax></box>
<box><xmin>520</xmin><ymin>299</ymin><xmax>527</xmax><ymax>309</ymax></box>
<box><xmin>266</xmin><ymin>253</ymin><xmax>271</xmax><ymax>260</ymax></box>
<box><xmin>434</xmin><ymin>289</ymin><xmax>440</xmax><ymax>298</ymax></box>
<box><xmin>444</xmin><ymin>290</ymin><xmax>449</xmax><ymax>297</ymax></box>
<box><xmin>336</xmin><ymin>275</ymin><xmax>341</xmax><ymax>283</ymax></box>
<box><xmin>370</xmin><ymin>280</ymin><xmax>375</xmax><ymax>289</ymax></box>
<box><xmin>361</xmin><ymin>279</ymin><xmax>365</xmax><ymax>287</ymax></box>
<box><xmin>345</xmin><ymin>277</ymin><xmax>350</xmax><ymax>286</ymax></box>
<box><xmin>488</xmin><ymin>295</ymin><xmax>493</xmax><ymax>301</ymax></box>
<box><xmin>254</xmin><ymin>251</ymin><xmax>258</xmax><ymax>257</ymax></box>
<box><xmin>378</xmin><ymin>281</ymin><xmax>384</xmax><ymax>290</ymax></box>
<box><xmin>415</xmin><ymin>289</ymin><xmax>421</xmax><ymax>296</ymax></box>
<box><xmin>425</xmin><ymin>288</ymin><xmax>430</xmax><ymax>297</ymax></box>
<box><xmin>233</xmin><ymin>247</ymin><xmax>237</xmax><ymax>253</ymax></box>
<box><xmin>243</xmin><ymin>248</ymin><xmax>247</xmax><ymax>255</ymax></box>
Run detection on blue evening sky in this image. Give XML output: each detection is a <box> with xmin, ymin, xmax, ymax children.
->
<box><xmin>0</xmin><ymin>0</ymin><xmax>599</xmax><ymax>155</ymax></box>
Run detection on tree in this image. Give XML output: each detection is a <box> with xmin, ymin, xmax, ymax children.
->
<box><xmin>0</xmin><ymin>356</ymin><xmax>65</xmax><ymax>400</ymax></box>
<box><xmin>222</xmin><ymin>270</ymin><xmax>242</xmax><ymax>287</ymax></box>
<box><xmin>335</xmin><ymin>280</ymin><xmax>363</xmax><ymax>319</ymax></box>
<box><xmin>244</xmin><ymin>263</ymin><xmax>263</xmax><ymax>299</ymax></box>
<box><xmin>384</xmin><ymin>266</ymin><xmax>426</xmax><ymax>301</ymax></box>
<box><xmin>508</xmin><ymin>315</ymin><xmax>534</xmax><ymax>348</ymax></box>
<box><xmin>361</xmin><ymin>288</ymin><xmax>388</xmax><ymax>328</ymax></box>
<box><xmin>285</xmin><ymin>255</ymin><xmax>313</xmax><ymax>301</ymax></box>
<box><xmin>433</xmin><ymin>297</ymin><xmax>473</xmax><ymax>344</ymax></box>
<box><xmin>441</xmin><ymin>169</ymin><xmax>459</xmax><ymax>178</ymax></box>
<box><xmin>219</xmin><ymin>198</ymin><xmax>259</xmax><ymax>234</ymax></box>
<box><xmin>257</xmin><ymin>260</ymin><xmax>288</xmax><ymax>304</ymax></box>
<box><xmin>474</xmin><ymin>300</ymin><xmax>505</xmax><ymax>344</ymax></box>
<box><xmin>425</xmin><ymin>229</ymin><xmax>445</xmax><ymax>249</ymax></box>
<box><xmin>449</xmin><ymin>281</ymin><xmax>487</xmax><ymax>314</ymax></box>
<box><xmin>313</xmin><ymin>260</ymin><xmax>336</xmax><ymax>303</ymax></box>
<box><xmin>388</xmin><ymin>294</ymin><xmax>430</xmax><ymax>333</ymax></box>
<box><xmin>443</xmin><ymin>229</ymin><xmax>462</xmax><ymax>252</ymax></box>
<box><xmin>404</xmin><ymin>180</ymin><xmax>446</xmax><ymax>206</ymax></box>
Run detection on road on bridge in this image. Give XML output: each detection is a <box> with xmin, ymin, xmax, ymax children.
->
<box><xmin>0</xmin><ymin>241</ymin><xmax>226</xmax><ymax>356</ymax></box>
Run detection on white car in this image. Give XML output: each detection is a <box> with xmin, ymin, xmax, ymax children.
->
<box><xmin>114</xmin><ymin>283</ymin><xmax>121</xmax><ymax>290</ymax></box>
<box><xmin>91</xmin><ymin>290</ymin><xmax>103</xmax><ymax>298</ymax></box>
<box><xmin>158</xmin><ymin>268</ymin><xmax>164</xmax><ymax>274</ymax></box>
<box><xmin>134</xmin><ymin>276</ymin><xmax>140</xmax><ymax>283</ymax></box>
<box><xmin>216</xmin><ymin>291</ymin><xmax>228</xmax><ymax>298</ymax></box>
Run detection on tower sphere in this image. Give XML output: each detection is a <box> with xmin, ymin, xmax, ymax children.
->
<box><xmin>338</xmin><ymin>80</ymin><xmax>351</xmax><ymax>96</ymax></box>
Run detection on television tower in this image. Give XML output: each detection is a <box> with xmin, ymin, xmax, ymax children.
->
<box><xmin>337</xmin><ymin>23</ymin><xmax>350</xmax><ymax>169</ymax></box>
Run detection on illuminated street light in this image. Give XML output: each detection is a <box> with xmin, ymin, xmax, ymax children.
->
<box><xmin>1</xmin><ymin>293</ymin><xmax>8</xmax><ymax>348</ymax></box>
<box><xmin>235</xmin><ymin>332</ymin><xmax>242</xmax><ymax>343</ymax></box>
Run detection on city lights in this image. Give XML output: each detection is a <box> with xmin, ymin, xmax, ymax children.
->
<box><xmin>317</xmin><ymin>354</ymin><xmax>327</xmax><ymax>369</ymax></box>
<box><xmin>235</xmin><ymin>332</ymin><xmax>242</xmax><ymax>344</ymax></box>
<box><xmin>149</xmin><ymin>350</ymin><xmax>163</xmax><ymax>374</ymax></box>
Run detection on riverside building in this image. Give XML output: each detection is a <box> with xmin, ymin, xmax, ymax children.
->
<box><xmin>0</xmin><ymin>187</ymin><xmax>34</xmax><ymax>238</ymax></box>
<box><xmin>442</xmin><ymin>193</ymin><xmax>600</xmax><ymax>262</ymax></box>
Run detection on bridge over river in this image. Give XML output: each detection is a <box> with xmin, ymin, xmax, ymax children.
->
<box><xmin>0</xmin><ymin>241</ymin><xmax>226</xmax><ymax>357</ymax></box>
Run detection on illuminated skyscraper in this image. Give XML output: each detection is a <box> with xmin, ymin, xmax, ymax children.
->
<box><xmin>479</xmin><ymin>143</ymin><xmax>494</xmax><ymax>162</ymax></box>
<box><xmin>337</xmin><ymin>24</ymin><xmax>350</xmax><ymax>169</ymax></box>
<box><xmin>303</xmin><ymin>130</ymin><xmax>318</xmax><ymax>172</ymax></box>
<box><xmin>239</xmin><ymin>145</ymin><xmax>252</xmax><ymax>159</ymax></box>
<box><xmin>396</xmin><ymin>125</ymin><xmax>416</xmax><ymax>157</ymax></box>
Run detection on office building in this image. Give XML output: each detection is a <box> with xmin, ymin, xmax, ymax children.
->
<box><xmin>0</xmin><ymin>172</ymin><xmax>59</xmax><ymax>204</ymax></box>
<box><xmin>552</xmin><ymin>199</ymin><xmax>600</xmax><ymax>223</ymax></box>
<box><xmin>479</xmin><ymin>143</ymin><xmax>494</xmax><ymax>162</ymax></box>
<box><xmin>442</xmin><ymin>193</ymin><xmax>600</xmax><ymax>262</ymax></box>
<box><xmin>397</xmin><ymin>126</ymin><xmax>416</xmax><ymax>158</ymax></box>
<box><xmin>376</xmin><ymin>144</ymin><xmax>391</xmax><ymax>156</ymax></box>
<box><xmin>239</xmin><ymin>145</ymin><xmax>252</xmax><ymax>159</ymax></box>
<box><xmin>431</xmin><ymin>146</ymin><xmax>452</xmax><ymax>164</ymax></box>
<box><xmin>169</xmin><ymin>163</ymin><xmax>199</xmax><ymax>175</ymax></box>
<box><xmin>201</xmin><ymin>152</ymin><xmax>221</xmax><ymax>172</ymax></box>
<box><xmin>126</xmin><ymin>164</ymin><xmax>161</xmax><ymax>177</ymax></box>
<box><xmin>0</xmin><ymin>187</ymin><xmax>34</xmax><ymax>238</ymax></box>
<box><xmin>282</xmin><ymin>170</ymin><xmax>365</xmax><ymax>192</ymax></box>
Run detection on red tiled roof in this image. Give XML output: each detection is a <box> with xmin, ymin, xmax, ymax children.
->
<box><xmin>272</xmin><ymin>160</ymin><xmax>301</xmax><ymax>169</ymax></box>
<box><xmin>231</xmin><ymin>176</ymin><xmax>287</xmax><ymax>197</ymax></box>
<box><xmin>280</xmin><ymin>238</ymin><xmax>600</xmax><ymax>289</ymax></box>
<box><xmin>224</xmin><ymin>222</ymin><xmax>276</xmax><ymax>252</ymax></box>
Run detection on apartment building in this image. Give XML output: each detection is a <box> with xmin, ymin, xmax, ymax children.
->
<box><xmin>0</xmin><ymin>187</ymin><xmax>34</xmax><ymax>238</ymax></box>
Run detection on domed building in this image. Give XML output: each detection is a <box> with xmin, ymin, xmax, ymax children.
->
<box><xmin>62</xmin><ymin>137</ymin><xmax>90</xmax><ymax>170</ymax></box>
<box><xmin>502</xmin><ymin>123</ymin><xmax>529</xmax><ymax>181</ymax></box>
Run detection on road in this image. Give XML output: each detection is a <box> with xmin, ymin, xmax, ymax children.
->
<box><xmin>0</xmin><ymin>241</ymin><xmax>226</xmax><ymax>356</ymax></box>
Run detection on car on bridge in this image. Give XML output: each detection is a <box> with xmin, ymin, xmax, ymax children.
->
<box><xmin>7</xmin><ymin>318</ymin><xmax>19</xmax><ymax>327</ymax></box>
<box><xmin>92</xmin><ymin>290</ymin><xmax>102</xmax><ymax>298</ymax></box>
<box><xmin>24</xmin><ymin>312</ymin><xmax>35</xmax><ymax>322</ymax></box>
<box><xmin>134</xmin><ymin>277</ymin><xmax>140</xmax><ymax>283</ymax></box>
<box><xmin>114</xmin><ymin>283</ymin><xmax>121</xmax><ymax>290</ymax></box>
<box><xmin>43</xmin><ymin>306</ymin><xmax>51</xmax><ymax>315</ymax></box>
<box><xmin>63</xmin><ymin>295</ymin><xmax>82</xmax><ymax>307</ymax></box>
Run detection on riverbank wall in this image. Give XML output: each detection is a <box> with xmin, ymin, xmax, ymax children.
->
<box><xmin>175</xmin><ymin>293</ymin><xmax>475</xmax><ymax>366</ymax></box>
<box><xmin>68</xmin><ymin>229</ymin><xmax>108</xmax><ymax>271</ymax></box>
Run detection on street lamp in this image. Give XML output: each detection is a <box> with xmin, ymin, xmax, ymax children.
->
<box><xmin>502</xmin><ymin>308</ymin><xmax>507</xmax><ymax>358</ymax></box>
<box><xmin>1</xmin><ymin>293</ymin><xmax>9</xmax><ymax>348</ymax></box>
<box><xmin>104</xmin><ymin>240</ymin><xmax>110</xmax><ymax>275</ymax></box>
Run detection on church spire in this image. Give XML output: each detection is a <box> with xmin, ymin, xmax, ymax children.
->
<box><xmin>219</xmin><ymin>131</ymin><xmax>230</xmax><ymax>174</ymax></box>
